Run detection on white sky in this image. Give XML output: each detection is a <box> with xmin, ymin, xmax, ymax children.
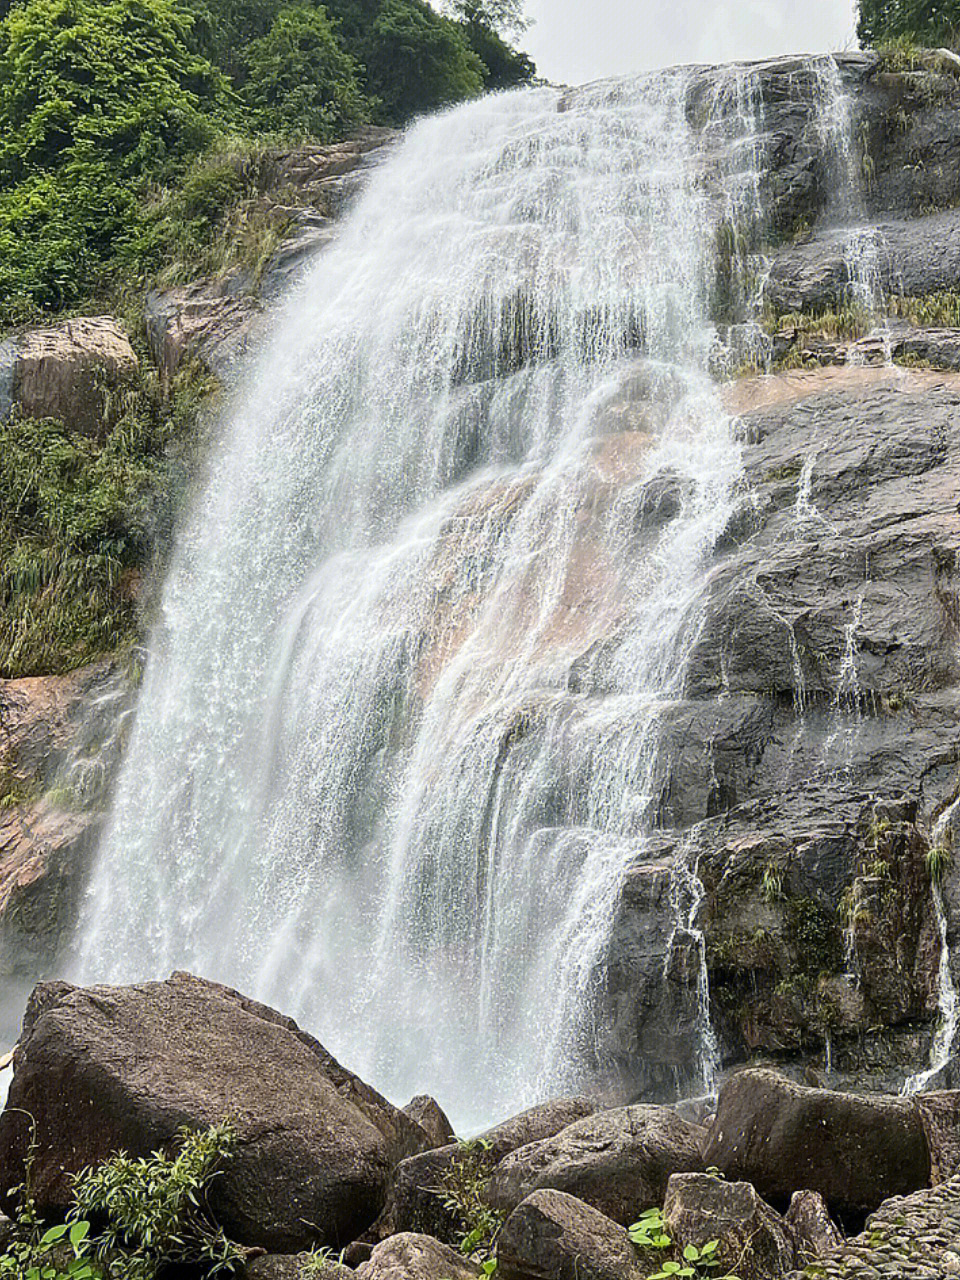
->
<box><xmin>521</xmin><ymin>0</ymin><xmax>860</xmax><ymax>84</ymax></box>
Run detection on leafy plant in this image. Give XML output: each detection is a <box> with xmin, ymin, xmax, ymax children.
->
<box><xmin>70</xmin><ymin>1122</ymin><xmax>245</xmax><ymax>1279</ymax></box>
<box><xmin>0</xmin><ymin>1112</ymin><xmax>101</xmax><ymax>1280</ymax></box>
<box><xmin>436</xmin><ymin>1138</ymin><xmax>504</xmax><ymax>1260</ymax></box>
<box><xmin>927</xmin><ymin>843</ymin><xmax>953</xmax><ymax>885</ymax></box>
<box><xmin>629</xmin><ymin>1208</ymin><xmax>672</xmax><ymax>1250</ymax></box>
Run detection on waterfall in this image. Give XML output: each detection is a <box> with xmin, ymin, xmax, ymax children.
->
<box><xmin>73</xmin><ymin>62</ymin><xmax>853</xmax><ymax>1128</ymax></box>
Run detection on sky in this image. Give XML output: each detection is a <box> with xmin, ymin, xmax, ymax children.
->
<box><xmin>521</xmin><ymin>0</ymin><xmax>859</xmax><ymax>85</ymax></box>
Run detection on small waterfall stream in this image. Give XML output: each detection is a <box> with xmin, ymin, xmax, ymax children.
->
<box><xmin>73</xmin><ymin>59</ymin><xmax>873</xmax><ymax>1126</ymax></box>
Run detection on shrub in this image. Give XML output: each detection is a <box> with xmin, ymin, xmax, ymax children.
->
<box><xmin>242</xmin><ymin>4</ymin><xmax>371</xmax><ymax>139</ymax></box>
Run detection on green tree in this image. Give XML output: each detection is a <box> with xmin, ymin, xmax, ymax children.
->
<box><xmin>858</xmin><ymin>0</ymin><xmax>960</xmax><ymax>46</ymax></box>
<box><xmin>0</xmin><ymin>0</ymin><xmax>228</xmax><ymax>314</ymax></box>
<box><xmin>445</xmin><ymin>0</ymin><xmax>528</xmax><ymax>36</ymax></box>
<box><xmin>242</xmin><ymin>4</ymin><xmax>370</xmax><ymax>138</ymax></box>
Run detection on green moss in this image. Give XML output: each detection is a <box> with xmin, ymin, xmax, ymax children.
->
<box><xmin>784</xmin><ymin>896</ymin><xmax>843</xmax><ymax>980</ymax></box>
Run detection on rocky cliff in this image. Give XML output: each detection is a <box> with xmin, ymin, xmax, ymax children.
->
<box><xmin>4</xmin><ymin>51</ymin><xmax>960</xmax><ymax>1102</ymax></box>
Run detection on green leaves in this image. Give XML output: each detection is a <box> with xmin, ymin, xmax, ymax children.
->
<box><xmin>629</xmin><ymin>1207</ymin><xmax>672</xmax><ymax>1250</ymax></box>
<box><xmin>631</xmin><ymin>1208</ymin><xmax>741</xmax><ymax>1280</ymax></box>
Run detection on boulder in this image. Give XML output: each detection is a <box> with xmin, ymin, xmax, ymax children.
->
<box><xmin>376</xmin><ymin>1097</ymin><xmax>600</xmax><ymax>1243</ymax></box>
<box><xmin>913</xmin><ymin>1091</ymin><xmax>960</xmax><ymax>1183</ymax></box>
<box><xmin>487</xmin><ymin>1104</ymin><xmax>706</xmax><ymax>1224</ymax></box>
<box><xmin>357</xmin><ymin>1233</ymin><xmax>480</xmax><ymax>1280</ymax></box>
<box><xmin>663</xmin><ymin>1173</ymin><xmax>796</xmax><ymax>1280</ymax></box>
<box><xmin>246</xmin><ymin>1257</ymin><xmax>351</xmax><ymax>1280</ymax></box>
<box><xmin>0</xmin><ymin>973</ymin><xmax>429</xmax><ymax>1252</ymax></box>
<box><xmin>702</xmin><ymin>1069</ymin><xmax>930</xmax><ymax>1219</ymax></box>
<box><xmin>402</xmin><ymin>1095</ymin><xmax>455</xmax><ymax>1149</ymax></box>
<box><xmin>497</xmin><ymin>1189</ymin><xmax>641</xmax><ymax>1280</ymax></box>
<box><xmin>14</xmin><ymin>317</ymin><xmax>138</xmax><ymax>437</ymax></box>
<box><xmin>784</xmin><ymin>1190</ymin><xmax>843</xmax><ymax>1262</ymax></box>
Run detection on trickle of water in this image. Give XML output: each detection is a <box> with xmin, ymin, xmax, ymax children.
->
<box><xmin>904</xmin><ymin>798</ymin><xmax>960</xmax><ymax>1095</ymax></box>
<box><xmin>70</xmin><ymin>60</ymin><xmax>862</xmax><ymax>1128</ymax></box>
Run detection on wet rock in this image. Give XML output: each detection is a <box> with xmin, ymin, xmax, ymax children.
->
<box><xmin>913</xmin><ymin>1091</ymin><xmax>960</xmax><ymax>1183</ymax></box>
<box><xmin>10</xmin><ymin>317</ymin><xmax>138</xmax><ymax>437</ymax></box>
<box><xmin>402</xmin><ymin>1095</ymin><xmax>456</xmax><ymax>1148</ymax></box>
<box><xmin>703</xmin><ymin>1068</ymin><xmax>930</xmax><ymax>1220</ymax></box>
<box><xmin>487</xmin><ymin>1104</ymin><xmax>705</xmax><ymax>1224</ymax></box>
<box><xmin>357</xmin><ymin>1233</ymin><xmax>480</xmax><ymax>1280</ymax></box>
<box><xmin>497</xmin><ymin>1189</ymin><xmax>642</xmax><ymax>1280</ymax></box>
<box><xmin>663</xmin><ymin>1173</ymin><xmax>797</xmax><ymax>1280</ymax></box>
<box><xmin>785</xmin><ymin>1189</ymin><xmax>843</xmax><ymax>1262</ymax></box>
<box><xmin>0</xmin><ymin>973</ymin><xmax>430</xmax><ymax>1252</ymax></box>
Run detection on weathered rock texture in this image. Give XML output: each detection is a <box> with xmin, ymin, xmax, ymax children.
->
<box><xmin>487</xmin><ymin>1104</ymin><xmax>705</xmax><ymax>1223</ymax></box>
<box><xmin>3</xmin><ymin>317</ymin><xmax>138</xmax><ymax>437</ymax></box>
<box><xmin>785</xmin><ymin>1174</ymin><xmax>960</xmax><ymax>1280</ymax></box>
<box><xmin>664</xmin><ymin>1173</ymin><xmax>798</xmax><ymax>1280</ymax></box>
<box><xmin>703</xmin><ymin>1069</ymin><xmax>930</xmax><ymax>1221</ymax></box>
<box><xmin>497</xmin><ymin>1189</ymin><xmax>642</xmax><ymax>1280</ymax></box>
<box><xmin>0</xmin><ymin>973</ymin><xmax>429</xmax><ymax>1252</ymax></box>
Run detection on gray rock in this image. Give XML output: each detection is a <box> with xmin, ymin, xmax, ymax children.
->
<box><xmin>357</xmin><ymin>1233</ymin><xmax>480</xmax><ymax>1280</ymax></box>
<box><xmin>487</xmin><ymin>1104</ymin><xmax>706</xmax><ymax>1224</ymax></box>
<box><xmin>246</xmin><ymin>1256</ymin><xmax>351</xmax><ymax>1280</ymax></box>
<box><xmin>664</xmin><ymin>1173</ymin><xmax>797</xmax><ymax>1280</ymax></box>
<box><xmin>785</xmin><ymin>1189</ymin><xmax>843</xmax><ymax>1262</ymax></box>
<box><xmin>0</xmin><ymin>973</ymin><xmax>429</xmax><ymax>1253</ymax></box>
<box><xmin>402</xmin><ymin>1095</ymin><xmax>456</xmax><ymax>1149</ymax></box>
<box><xmin>497</xmin><ymin>1189</ymin><xmax>642</xmax><ymax>1280</ymax></box>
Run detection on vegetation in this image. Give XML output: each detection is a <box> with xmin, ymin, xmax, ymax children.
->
<box><xmin>858</xmin><ymin>0</ymin><xmax>960</xmax><ymax>48</ymax></box>
<box><xmin>0</xmin><ymin>1117</ymin><xmax>243</xmax><ymax>1280</ymax></box>
<box><xmin>437</xmin><ymin>1138</ymin><xmax>505</xmax><ymax>1261</ymax></box>
<box><xmin>0</xmin><ymin>358</ymin><xmax>217</xmax><ymax>678</ymax></box>
<box><xmin>629</xmin><ymin>1208</ymin><xmax>743</xmax><ymax>1280</ymax></box>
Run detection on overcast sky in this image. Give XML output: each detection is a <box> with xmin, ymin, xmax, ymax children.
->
<box><xmin>522</xmin><ymin>0</ymin><xmax>859</xmax><ymax>84</ymax></box>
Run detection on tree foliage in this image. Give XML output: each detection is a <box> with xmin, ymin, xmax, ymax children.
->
<box><xmin>242</xmin><ymin>4</ymin><xmax>370</xmax><ymax>138</ymax></box>
<box><xmin>858</xmin><ymin>0</ymin><xmax>960</xmax><ymax>46</ymax></box>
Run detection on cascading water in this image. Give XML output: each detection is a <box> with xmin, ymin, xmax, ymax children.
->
<box><xmin>73</xmin><ymin>61</ymin><xmax>857</xmax><ymax>1127</ymax></box>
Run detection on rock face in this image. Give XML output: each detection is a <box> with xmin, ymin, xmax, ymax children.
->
<box><xmin>663</xmin><ymin>1173</ymin><xmax>797</xmax><ymax>1280</ymax></box>
<box><xmin>0</xmin><ymin>973</ymin><xmax>429</xmax><ymax>1252</ymax></box>
<box><xmin>3</xmin><ymin>317</ymin><xmax>138</xmax><ymax>437</ymax></box>
<box><xmin>785</xmin><ymin>1174</ymin><xmax>960</xmax><ymax>1280</ymax></box>
<box><xmin>497</xmin><ymin>1190</ymin><xmax>642</xmax><ymax>1280</ymax></box>
<box><xmin>0</xmin><ymin>662</ymin><xmax>133</xmax><ymax>1009</ymax></box>
<box><xmin>402</xmin><ymin>1096</ymin><xmax>456</xmax><ymax>1149</ymax></box>
<box><xmin>702</xmin><ymin>1069</ymin><xmax>930</xmax><ymax>1221</ymax></box>
<box><xmin>487</xmin><ymin>1105</ymin><xmax>706</xmax><ymax>1224</ymax></box>
<box><xmin>785</xmin><ymin>1189</ymin><xmax>843</xmax><ymax>1263</ymax></box>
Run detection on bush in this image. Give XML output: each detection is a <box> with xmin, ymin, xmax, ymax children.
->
<box><xmin>242</xmin><ymin>4</ymin><xmax>370</xmax><ymax>139</ymax></box>
<box><xmin>0</xmin><ymin>359</ymin><xmax>216</xmax><ymax>678</ymax></box>
<box><xmin>858</xmin><ymin>0</ymin><xmax>960</xmax><ymax>48</ymax></box>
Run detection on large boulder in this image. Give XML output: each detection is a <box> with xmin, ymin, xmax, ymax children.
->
<box><xmin>497</xmin><ymin>1189</ymin><xmax>642</xmax><ymax>1280</ymax></box>
<box><xmin>702</xmin><ymin>1069</ymin><xmax>930</xmax><ymax>1219</ymax></box>
<box><xmin>246</xmin><ymin>1257</ymin><xmax>351</xmax><ymax>1280</ymax></box>
<box><xmin>487</xmin><ymin>1104</ymin><xmax>706</xmax><ymax>1224</ymax></box>
<box><xmin>0</xmin><ymin>973</ymin><xmax>429</xmax><ymax>1252</ymax></box>
<box><xmin>357</xmin><ymin>1233</ymin><xmax>480</xmax><ymax>1280</ymax></box>
<box><xmin>663</xmin><ymin>1173</ymin><xmax>797</xmax><ymax>1280</ymax></box>
<box><xmin>913</xmin><ymin>1091</ymin><xmax>960</xmax><ymax>1183</ymax></box>
<box><xmin>13</xmin><ymin>317</ymin><xmax>138</xmax><ymax>437</ymax></box>
<box><xmin>375</xmin><ymin>1097</ymin><xmax>600</xmax><ymax>1244</ymax></box>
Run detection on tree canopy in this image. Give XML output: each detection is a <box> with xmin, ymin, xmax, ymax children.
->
<box><xmin>858</xmin><ymin>0</ymin><xmax>960</xmax><ymax>46</ymax></box>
